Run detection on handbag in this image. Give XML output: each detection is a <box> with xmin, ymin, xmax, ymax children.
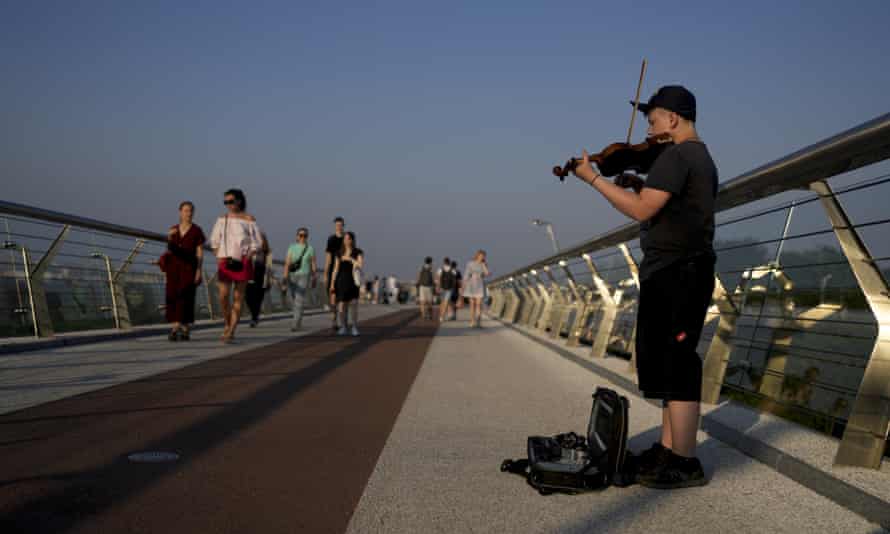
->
<box><xmin>158</xmin><ymin>251</ymin><xmax>171</xmax><ymax>272</ymax></box>
<box><xmin>288</xmin><ymin>245</ymin><xmax>309</xmax><ymax>273</ymax></box>
<box><xmin>223</xmin><ymin>215</ymin><xmax>244</xmax><ymax>271</ymax></box>
<box><xmin>353</xmin><ymin>265</ymin><xmax>363</xmax><ymax>289</ymax></box>
<box><xmin>226</xmin><ymin>258</ymin><xmax>244</xmax><ymax>271</ymax></box>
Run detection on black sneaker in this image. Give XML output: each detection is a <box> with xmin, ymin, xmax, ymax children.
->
<box><xmin>636</xmin><ymin>442</ymin><xmax>672</xmax><ymax>477</ymax></box>
<box><xmin>639</xmin><ymin>451</ymin><xmax>707</xmax><ymax>489</ymax></box>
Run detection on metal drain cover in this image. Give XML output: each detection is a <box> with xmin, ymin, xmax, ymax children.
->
<box><xmin>127</xmin><ymin>451</ymin><xmax>180</xmax><ymax>463</ymax></box>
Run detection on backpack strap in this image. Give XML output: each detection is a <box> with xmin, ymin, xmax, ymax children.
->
<box><xmin>500</xmin><ymin>458</ymin><xmax>530</xmax><ymax>476</ymax></box>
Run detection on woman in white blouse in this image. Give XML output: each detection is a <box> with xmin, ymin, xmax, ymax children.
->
<box><xmin>210</xmin><ymin>188</ymin><xmax>262</xmax><ymax>343</ymax></box>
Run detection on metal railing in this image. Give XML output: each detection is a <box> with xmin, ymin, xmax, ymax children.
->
<box><xmin>0</xmin><ymin>202</ymin><xmax>327</xmax><ymax>339</ymax></box>
<box><xmin>487</xmin><ymin>112</ymin><xmax>890</xmax><ymax>469</ymax></box>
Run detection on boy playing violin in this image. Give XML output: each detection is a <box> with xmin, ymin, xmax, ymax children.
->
<box><xmin>571</xmin><ymin>85</ymin><xmax>718</xmax><ymax>489</ymax></box>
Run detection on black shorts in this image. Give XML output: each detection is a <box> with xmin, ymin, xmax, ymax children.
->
<box><xmin>635</xmin><ymin>255</ymin><xmax>715</xmax><ymax>403</ymax></box>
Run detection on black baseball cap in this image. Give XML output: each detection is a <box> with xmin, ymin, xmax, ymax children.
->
<box><xmin>630</xmin><ymin>85</ymin><xmax>696</xmax><ymax>122</ymax></box>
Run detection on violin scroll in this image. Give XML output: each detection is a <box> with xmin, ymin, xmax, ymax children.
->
<box><xmin>553</xmin><ymin>160</ymin><xmax>580</xmax><ymax>181</ymax></box>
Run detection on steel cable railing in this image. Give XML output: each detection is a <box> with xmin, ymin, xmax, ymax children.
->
<box><xmin>486</xmin><ymin>112</ymin><xmax>890</xmax><ymax>468</ymax></box>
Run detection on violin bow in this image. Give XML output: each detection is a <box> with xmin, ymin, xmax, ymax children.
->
<box><xmin>626</xmin><ymin>58</ymin><xmax>648</xmax><ymax>144</ymax></box>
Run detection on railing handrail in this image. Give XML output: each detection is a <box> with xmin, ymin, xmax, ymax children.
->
<box><xmin>0</xmin><ymin>200</ymin><xmax>287</xmax><ymax>266</ymax></box>
<box><xmin>491</xmin><ymin>111</ymin><xmax>890</xmax><ymax>283</ymax></box>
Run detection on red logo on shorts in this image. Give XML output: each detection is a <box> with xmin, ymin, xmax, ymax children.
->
<box><xmin>675</xmin><ymin>331</ymin><xmax>687</xmax><ymax>342</ymax></box>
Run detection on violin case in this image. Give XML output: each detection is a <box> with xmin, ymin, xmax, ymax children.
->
<box><xmin>500</xmin><ymin>387</ymin><xmax>636</xmax><ymax>495</ymax></box>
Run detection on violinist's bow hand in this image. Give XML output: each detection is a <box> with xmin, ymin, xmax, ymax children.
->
<box><xmin>615</xmin><ymin>173</ymin><xmax>645</xmax><ymax>193</ymax></box>
<box><xmin>571</xmin><ymin>150</ymin><xmax>598</xmax><ymax>184</ymax></box>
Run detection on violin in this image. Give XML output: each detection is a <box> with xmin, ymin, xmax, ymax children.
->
<box><xmin>552</xmin><ymin>133</ymin><xmax>673</xmax><ymax>181</ymax></box>
<box><xmin>552</xmin><ymin>58</ymin><xmax>672</xmax><ymax>188</ymax></box>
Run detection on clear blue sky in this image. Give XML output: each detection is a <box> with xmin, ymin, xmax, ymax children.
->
<box><xmin>2</xmin><ymin>0</ymin><xmax>889</xmax><ymax>278</ymax></box>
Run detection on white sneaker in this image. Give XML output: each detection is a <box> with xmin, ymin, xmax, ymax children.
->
<box><xmin>351</xmin><ymin>325</ymin><xmax>360</xmax><ymax>337</ymax></box>
<box><xmin>337</xmin><ymin>327</ymin><xmax>347</xmax><ymax>336</ymax></box>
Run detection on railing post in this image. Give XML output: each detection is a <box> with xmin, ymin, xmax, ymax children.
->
<box><xmin>504</xmin><ymin>279</ymin><xmax>523</xmax><ymax>323</ymax></box>
<box><xmin>811</xmin><ymin>180</ymin><xmax>890</xmax><ymax>469</ymax></box>
<box><xmin>543</xmin><ymin>266</ymin><xmax>565</xmax><ymax>336</ymax></box>
<box><xmin>20</xmin><ymin>248</ymin><xmax>40</xmax><ymax>338</ymax></box>
<box><xmin>519</xmin><ymin>275</ymin><xmax>536</xmax><ymax>326</ymax></box>
<box><xmin>531</xmin><ymin>269</ymin><xmax>553</xmax><ymax>331</ymax></box>
<box><xmin>566</xmin><ymin>288</ymin><xmax>595</xmax><ymax>347</ymax></box>
<box><xmin>618</xmin><ymin>244</ymin><xmax>641</xmax><ymax>370</ymax></box>
<box><xmin>108</xmin><ymin>240</ymin><xmax>144</xmax><ymax>329</ymax></box>
<box><xmin>700</xmin><ymin>274</ymin><xmax>741</xmax><ymax>404</ymax></box>
<box><xmin>583</xmin><ymin>253</ymin><xmax>621</xmax><ymax>359</ymax></box>
<box><xmin>23</xmin><ymin>225</ymin><xmax>71</xmax><ymax>337</ymax></box>
<box><xmin>520</xmin><ymin>274</ymin><xmax>540</xmax><ymax>326</ymax></box>
<box><xmin>754</xmin><ymin>204</ymin><xmax>798</xmax><ymax>400</ymax></box>
<box><xmin>489</xmin><ymin>285</ymin><xmax>501</xmax><ymax>316</ymax></box>
<box><xmin>491</xmin><ymin>282</ymin><xmax>502</xmax><ymax>316</ymax></box>
<box><xmin>559</xmin><ymin>261</ymin><xmax>582</xmax><ymax>301</ymax></box>
<box><xmin>100</xmin><ymin>254</ymin><xmax>120</xmax><ymax>329</ymax></box>
<box><xmin>555</xmin><ymin>260</ymin><xmax>583</xmax><ymax>340</ymax></box>
<box><xmin>756</xmin><ymin>266</ymin><xmax>797</xmax><ymax>400</ymax></box>
<box><xmin>203</xmin><ymin>268</ymin><xmax>215</xmax><ymax>319</ymax></box>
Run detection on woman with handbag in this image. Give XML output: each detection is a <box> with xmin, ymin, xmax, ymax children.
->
<box><xmin>330</xmin><ymin>231</ymin><xmax>363</xmax><ymax>336</ymax></box>
<box><xmin>161</xmin><ymin>201</ymin><xmax>205</xmax><ymax>341</ymax></box>
<box><xmin>209</xmin><ymin>188</ymin><xmax>262</xmax><ymax>343</ymax></box>
<box><xmin>282</xmin><ymin>227</ymin><xmax>316</xmax><ymax>331</ymax></box>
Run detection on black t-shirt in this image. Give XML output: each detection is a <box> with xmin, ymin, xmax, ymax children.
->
<box><xmin>640</xmin><ymin>140</ymin><xmax>718</xmax><ymax>281</ymax></box>
<box><xmin>325</xmin><ymin>234</ymin><xmax>344</xmax><ymax>273</ymax></box>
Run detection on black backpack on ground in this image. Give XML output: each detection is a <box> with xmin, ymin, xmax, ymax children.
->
<box><xmin>440</xmin><ymin>269</ymin><xmax>456</xmax><ymax>291</ymax></box>
<box><xmin>500</xmin><ymin>387</ymin><xmax>636</xmax><ymax>495</ymax></box>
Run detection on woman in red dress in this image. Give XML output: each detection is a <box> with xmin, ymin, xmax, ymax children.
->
<box><xmin>163</xmin><ymin>201</ymin><xmax>206</xmax><ymax>341</ymax></box>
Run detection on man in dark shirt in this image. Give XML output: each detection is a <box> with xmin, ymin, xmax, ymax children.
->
<box><xmin>324</xmin><ymin>217</ymin><xmax>345</xmax><ymax>331</ymax></box>
<box><xmin>571</xmin><ymin>86</ymin><xmax>717</xmax><ymax>489</ymax></box>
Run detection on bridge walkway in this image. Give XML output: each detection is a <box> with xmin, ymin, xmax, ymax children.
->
<box><xmin>0</xmin><ymin>308</ymin><xmax>886</xmax><ymax>533</ymax></box>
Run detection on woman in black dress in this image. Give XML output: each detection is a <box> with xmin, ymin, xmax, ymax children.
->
<box><xmin>330</xmin><ymin>231</ymin><xmax>363</xmax><ymax>336</ymax></box>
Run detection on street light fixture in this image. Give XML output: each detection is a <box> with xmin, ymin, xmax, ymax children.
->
<box><xmin>531</xmin><ymin>219</ymin><xmax>561</xmax><ymax>254</ymax></box>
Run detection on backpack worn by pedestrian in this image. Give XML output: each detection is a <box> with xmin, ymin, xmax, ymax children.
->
<box><xmin>500</xmin><ymin>387</ymin><xmax>637</xmax><ymax>495</ymax></box>
<box><xmin>440</xmin><ymin>269</ymin><xmax>457</xmax><ymax>291</ymax></box>
<box><xmin>418</xmin><ymin>267</ymin><xmax>434</xmax><ymax>286</ymax></box>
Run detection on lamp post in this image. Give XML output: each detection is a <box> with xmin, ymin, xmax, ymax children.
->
<box><xmin>531</xmin><ymin>219</ymin><xmax>561</xmax><ymax>254</ymax></box>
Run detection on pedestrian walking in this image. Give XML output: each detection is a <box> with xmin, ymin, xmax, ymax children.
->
<box><xmin>160</xmin><ymin>201</ymin><xmax>205</xmax><ymax>341</ymax></box>
<box><xmin>330</xmin><ymin>231</ymin><xmax>363</xmax><ymax>336</ymax></box>
<box><xmin>209</xmin><ymin>188</ymin><xmax>262</xmax><ymax>343</ymax></box>
<box><xmin>372</xmin><ymin>274</ymin><xmax>383</xmax><ymax>304</ymax></box>
<box><xmin>324</xmin><ymin>217</ymin><xmax>346</xmax><ymax>332</ymax></box>
<box><xmin>463</xmin><ymin>250</ymin><xmax>489</xmax><ymax>328</ymax></box>
<box><xmin>282</xmin><ymin>227</ymin><xmax>316</xmax><ymax>331</ymax></box>
<box><xmin>437</xmin><ymin>257</ymin><xmax>457</xmax><ymax>322</ymax></box>
<box><xmin>246</xmin><ymin>231</ymin><xmax>271</xmax><ymax>327</ymax></box>
<box><xmin>450</xmin><ymin>259</ymin><xmax>462</xmax><ymax>320</ymax></box>
<box><xmin>387</xmin><ymin>274</ymin><xmax>399</xmax><ymax>305</ymax></box>
<box><xmin>416</xmin><ymin>256</ymin><xmax>435</xmax><ymax>319</ymax></box>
